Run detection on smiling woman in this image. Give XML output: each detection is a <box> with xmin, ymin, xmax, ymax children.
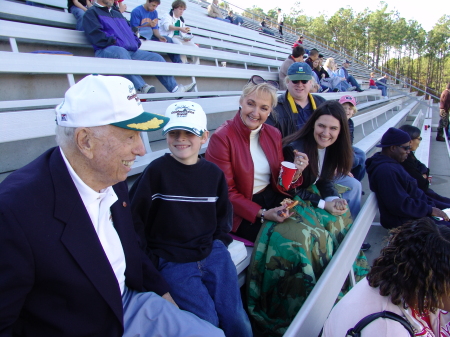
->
<box><xmin>244</xmin><ymin>100</ymin><xmax>369</xmax><ymax>335</ymax></box>
<box><xmin>205</xmin><ymin>81</ymin><xmax>305</xmax><ymax>242</ymax></box>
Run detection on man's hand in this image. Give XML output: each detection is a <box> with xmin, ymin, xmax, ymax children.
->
<box><xmin>150</xmin><ymin>18</ymin><xmax>158</xmax><ymax>27</ymax></box>
<box><xmin>431</xmin><ymin>207</ymin><xmax>449</xmax><ymax>221</ymax></box>
<box><xmin>162</xmin><ymin>292</ymin><xmax>179</xmax><ymax>308</ymax></box>
<box><xmin>158</xmin><ymin>37</ymin><xmax>167</xmax><ymax>43</ymax></box>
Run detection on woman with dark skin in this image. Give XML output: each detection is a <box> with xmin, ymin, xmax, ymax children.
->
<box><xmin>322</xmin><ymin>217</ymin><xmax>450</xmax><ymax>336</ymax></box>
<box><xmin>399</xmin><ymin>124</ymin><xmax>450</xmax><ymax>209</ymax></box>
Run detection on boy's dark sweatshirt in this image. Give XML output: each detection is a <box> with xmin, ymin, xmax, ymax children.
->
<box><xmin>129</xmin><ymin>154</ymin><xmax>232</xmax><ymax>264</ymax></box>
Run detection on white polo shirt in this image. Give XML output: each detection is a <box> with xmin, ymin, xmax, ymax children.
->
<box><xmin>60</xmin><ymin>148</ymin><xmax>126</xmax><ymax>295</ymax></box>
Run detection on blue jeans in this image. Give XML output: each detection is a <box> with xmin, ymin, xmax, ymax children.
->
<box><xmin>122</xmin><ymin>287</ymin><xmax>224</xmax><ymax>337</ymax></box>
<box><xmin>69</xmin><ymin>6</ymin><xmax>85</xmax><ymax>31</ymax></box>
<box><xmin>347</xmin><ymin>75</ymin><xmax>362</xmax><ymax>90</ymax></box>
<box><xmin>215</xmin><ymin>17</ymin><xmax>231</xmax><ymax>23</ymax></box>
<box><xmin>158</xmin><ymin>240</ymin><xmax>252</xmax><ymax>337</ymax></box>
<box><xmin>232</xmin><ymin>16</ymin><xmax>244</xmax><ymax>25</ymax></box>
<box><xmin>150</xmin><ymin>35</ymin><xmax>182</xmax><ymax>63</ymax></box>
<box><xmin>262</xmin><ymin>28</ymin><xmax>275</xmax><ymax>36</ymax></box>
<box><xmin>335</xmin><ymin>175</ymin><xmax>361</xmax><ymax>219</ymax></box>
<box><xmin>351</xmin><ymin>146</ymin><xmax>366</xmax><ymax>181</ymax></box>
<box><xmin>95</xmin><ymin>46</ymin><xmax>177</xmax><ymax>92</ymax></box>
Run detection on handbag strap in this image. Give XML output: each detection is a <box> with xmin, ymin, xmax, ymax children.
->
<box><xmin>346</xmin><ymin>311</ymin><xmax>414</xmax><ymax>337</ymax></box>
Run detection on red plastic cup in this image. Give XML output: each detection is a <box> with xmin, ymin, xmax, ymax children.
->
<box><xmin>278</xmin><ymin>161</ymin><xmax>297</xmax><ymax>190</ymax></box>
<box><xmin>425</xmin><ymin>125</ymin><xmax>428</xmax><ymax>130</ymax></box>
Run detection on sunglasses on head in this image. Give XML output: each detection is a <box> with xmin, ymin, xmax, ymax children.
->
<box><xmin>291</xmin><ymin>79</ymin><xmax>309</xmax><ymax>84</ymax></box>
<box><xmin>249</xmin><ymin>75</ymin><xmax>279</xmax><ymax>89</ymax></box>
<box><xmin>398</xmin><ymin>145</ymin><xmax>411</xmax><ymax>151</ymax></box>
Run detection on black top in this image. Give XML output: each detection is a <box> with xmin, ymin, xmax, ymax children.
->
<box><xmin>68</xmin><ymin>0</ymin><xmax>87</xmax><ymax>9</ymax></box>
<box><xmin>400</xmin><ymin>152</ymin><xmax>430</xmax><ymax>192</ymax></box>
<box><xmin>129</xmin><ymin>154</ymin><xmax>232</xmax><ymax>264</ymax></box>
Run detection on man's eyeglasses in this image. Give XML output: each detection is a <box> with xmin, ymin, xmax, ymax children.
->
<box><xmin>248</xmin><ymin>75</ymin><xmax>279</xmax><ymax>89</ymax></box>
<box><xmin>415</xmin><ymin>137</ymin><xmax>423</xmax><ymax>141</ymax></box>
<box><xmin>398</xmin><ymin>145</ymin><xmax>412</xmax><ymax>151</ymax></box>
<box><xmin>291</xmin><ymin>79</ymin><xmax>309</xmax><ymax>84</ymax></box>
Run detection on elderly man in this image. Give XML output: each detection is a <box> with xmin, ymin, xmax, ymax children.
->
<box><xmin>83</xmin><ymin>0</ymin><xmax>195</xmax><ymax>94</ymax></box>
<box><xmin>267</xmin><ymin>62</ymin><xmax>325</xmax><ymax>138</ymax></box>
<box><xmin>338</xmin><ymin>59</ymin><xmax>364</xmax><ymax>92</ymax></box>
<box><xmin>0</xmin><ymin>75</ymin><xmax>224</xmax><ymax>337</ymax></box>
<box><xmin>366</xmin><ymin>127</ymin><xmax>450</xmax><ymax>229</ymax></box>
<box><xmin>279</xmin><ymin>46</ymin><xmax>305</xmax><ymax>90</ymax></box>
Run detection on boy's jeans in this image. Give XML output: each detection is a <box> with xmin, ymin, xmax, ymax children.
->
<box><xmin>158</xmin><ymin>240</ymin><xmax>252</xmax><ymax>337</ymax></box>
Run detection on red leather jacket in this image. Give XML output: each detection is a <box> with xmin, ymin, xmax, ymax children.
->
<box><xmin>205</xmin><ymin>111</ymin><xmax>300</xmax><ymax>232</ymax></box>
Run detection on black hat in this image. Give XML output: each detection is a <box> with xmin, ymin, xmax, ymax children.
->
<box><xmin>376</xmin><ymin>128</ymin><xmax>411</xmax><ymax>148</ymax></box>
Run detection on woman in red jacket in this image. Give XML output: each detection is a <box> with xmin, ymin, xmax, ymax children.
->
<box><xmin>205</xmin><ymin>80</ymin><xmax>305</xmax><ymax>242</ymax></box>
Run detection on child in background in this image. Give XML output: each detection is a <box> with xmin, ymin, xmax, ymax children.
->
<box><xmin>130</xmin><ymin>0</ymin><xmax>182</xmax><ymax>63</ymax></box>
<box><xmin>68</xmin><ymin>0</ymin><xmax>92</xmax><ymax>31</ymax></box>
<box><xmin>129</xmin><ymin>101</ymin><xmax>252</xmax><ymax>337</ymax></box>
<box><xmin>339</xmin><ymin>95</ymin><xmax>366</xmax><ymax>181</ymax></box>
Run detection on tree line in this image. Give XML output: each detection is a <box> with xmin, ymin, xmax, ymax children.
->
<box><xmin>241</xmin><ymin>1</ymin><xmax>449</xmax><ymax>98</ymax></box>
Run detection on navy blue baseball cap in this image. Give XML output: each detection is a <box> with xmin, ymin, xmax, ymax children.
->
<box><xmin>376</xmin><ymin>128</ymin><xmax>411</xmax><ymax>147</ymax></box>
<box><xmin>287</xmin><ymin>62</ymin><xmax>313</xmax><ymax>81</ymax></box>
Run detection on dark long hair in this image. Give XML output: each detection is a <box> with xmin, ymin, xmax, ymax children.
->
<box><xmin>399</xmin><ymin>124</ymin><xmax>421</xmax><ymax>140</ymax></box>
<box><xmin>282</xmin><ymin>100</ymin><xmax>352</xmax><ymax>184</ymax></box>
<box><xmin>367</xmin><ymin>218</ymin><xmax>450</xmax><ymax>314</ymax></box>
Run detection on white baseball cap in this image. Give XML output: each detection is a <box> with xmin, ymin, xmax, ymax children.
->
<box><xmin>55</xmin><ymin>74</ymin><xmax>169</xmax><ymax>131</ymax></box>
<box><xmin>162</xmin><ymin>101</ymin><xmax>207</xmax><ymax>137</ymax></box>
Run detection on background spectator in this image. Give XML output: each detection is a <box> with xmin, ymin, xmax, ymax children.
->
<box><xmin>260</xmin><ymin>18</ymin><xmax>275</xmax><ymax>36</ymax></box>
<box><xmin>369</xmin><ymin>72</ymin><xmax>387</xmax><ymax>97</ymax></box>
<box><xmin>279</xmin><ymin>45</ymin><xmax>304</xmax><ymax>90</ymax></box>
<box><xmin>338</xmin><ymin>60</ymin><xmax>364</xmax><ymax>92</ymax></box>
<box><xmin>130</xmin><ymin>0</ymin><xmax>182</xmax><ymax>64</ymax></box>
<box><xmin>68</xmin><ymin>0</ymin><xmax>92</xmax><ymax>31</ymax></box>
<box><xmin>207</xmin><ymin>0</ymin><xmax>230</xmax><ymax>23</ymax></box>
<box><xmin>277</xmin><ymin>8</ymin><xmax>284</xmax><ymax>36</ymax></box>
<box><xmin>83</xmin><ymin>0</ymin><xmax>196</xmax><ymax>93</ymax></box>
<box><xmin>437</xmin><ymin>82</ymin><xmax>450</xmax><ymax>141</ymax></box>
<box><xmin>399</xmin><ymin>124</ymin><xmax>450</xmax><ymax>209</ymax></box>
<box><xmin>159</xmin><ymin>0</ymin><xmax>200</xmax><ymax>65</ymax></box>
<box><xmin>225</xmin><ymin>10</ymin><xmax>243</xmax><ymax>25</ymax></box>
<box><xmin>323</xmin><ymin>57</ymin><xmax>354</xmax><ymax>92</ymax></box>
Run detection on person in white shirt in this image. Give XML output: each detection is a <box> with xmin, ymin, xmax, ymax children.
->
<box><xmin>160</xmin><ymin>0</ymin><xmax>200</xmax><ymax>64</ymax></box>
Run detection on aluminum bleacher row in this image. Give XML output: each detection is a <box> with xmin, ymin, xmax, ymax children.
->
<box><xmin>0</xmin><ymin>0</ymin><xmax>422</xmax><ymax>335</ymax></box>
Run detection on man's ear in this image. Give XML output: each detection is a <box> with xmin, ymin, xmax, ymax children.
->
<box><xmin>75</xmin><ymin>128</ymin><xmax>95</xmax><ymax>159</ymax></box>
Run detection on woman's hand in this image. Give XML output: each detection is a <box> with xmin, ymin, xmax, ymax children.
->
<box><xmin>259</xmin><ymin>206</ymin><xmax>293</xmax><ymax>223</ymax></box>
<box><xmin>292</xmin><ymin>150</ymin><xmax>309</xmax><ymax>180</ymax></box>
<box><xmin>324</xmin><ymin>199</ymin><xmax>348</xmax><ymax>216</ymax></box>
<box><xmin>180</xmin><ymin>27</ymin><xmax>190</xmax><ymax>33</ymax></box>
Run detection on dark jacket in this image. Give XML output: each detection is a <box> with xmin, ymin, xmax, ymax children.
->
<box><xmin>267</xmin><ymin>91</ymin><xmax>326</xmax><ymax>138</ymax></box>
<box><xmin>0</xmin><ymin>147</ymin><xmax>169</xmax><ymax>336</ymax></box>
<box><xmin>83</xmin><ymin>3</ymin><xmax>141</xmax><ymax>51</ymax></box>
<box><xmin>401</xmin><ymin>152</ymin><xmax>430</xmax><ymax>192</ymax></box>
<box><xmin>205</xmin><ymin>112</ymin><xmax>296</xmax><ymax>232</ymax></box>
<box><xmin>366</xmin><ymin>152</ymin><xmax>434</xmax><ymax>229</ymax></box>
<box><xmin>283</xmin><ymin>138</ymin><xmax>339</xmax><ymax>207</ymax></box>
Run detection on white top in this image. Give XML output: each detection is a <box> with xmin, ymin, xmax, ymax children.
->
<box><xmin>250</xmin><ymin>125</ymin><xmax>271</xmax><ymax>194</ymax></box>
<box><xmin>322</xmin><ymin>277</ymin><xmax>450</xmax><ymax>337</ymax></box>
<box><xmin>316</xmin><ymin>147</ymin><xmax>339</xmax><ymax>209</ymax></box>
<box><xmin>60</xmin><ymin>148</ymin><xmax>126</xmax><ymax>295</ymax></box>
<box><xmin>159</xmin><ymin>13</ymin><xmax>187</xmax><ymax>38</ymax></box>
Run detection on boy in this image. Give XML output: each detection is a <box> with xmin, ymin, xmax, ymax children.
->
<box><xmin>130</xmin><ymin>0</ymin><xmax>182</xmax><ymax>63</ymax></box>
<box><xmin>339</xmin><ymin>95</ymin><xmax>366</xmax><ymax>181</ymax></box>
<box><xmin>129</xmin><ymin>101</ymin><xmax>252</xmax><ymax>337</ymax></box>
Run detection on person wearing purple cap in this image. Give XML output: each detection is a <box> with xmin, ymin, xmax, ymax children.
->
<box><xmin>268</xmin><ymin>61</ymin><xmax>326</xmax><ymax>138</ymax></box>
<box><xmin>366</xmin><ymin>127</ymin><xmax>450</xmax><ymax>229</ymax></box>
<box><xmin>0</xmin><ymin>75</ymin><xmax>224</xmax><ymax>337</ymax></box>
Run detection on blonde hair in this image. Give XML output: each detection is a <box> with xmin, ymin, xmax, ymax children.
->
<box><xmin>323</xmin><ymin>57</ymin><xmax>335</xmax><ymax>70</ymax></box>
<box><xmin>240</xmin><ymin>82</ymin><xmax>278</xmax><ymax>108</ymax></box>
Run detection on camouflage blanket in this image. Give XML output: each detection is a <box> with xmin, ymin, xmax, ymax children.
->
<box><xmin>246</xmin><ymin>186</ymin><xmax>369</xmax><ymax>336</ymax></box>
